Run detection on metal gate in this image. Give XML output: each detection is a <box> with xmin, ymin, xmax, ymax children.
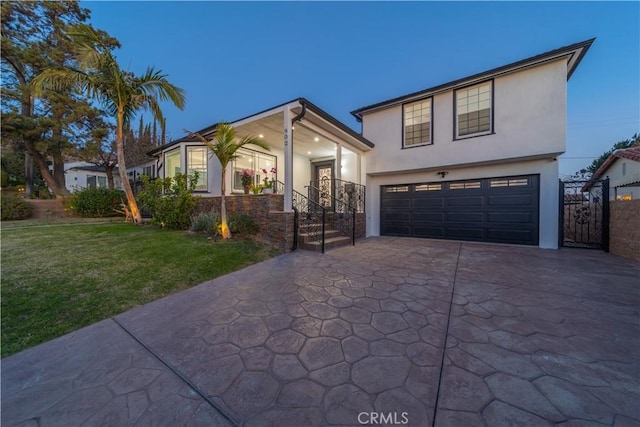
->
<box><xmin>559</xmin><ymin>178</ymin><xmax>609</xmax><ymax>251</ymax></box>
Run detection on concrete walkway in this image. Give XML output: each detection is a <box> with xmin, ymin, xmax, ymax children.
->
<box><xmin>2</xmin><ymin>238</ymin><xmax>638</xmax><ymax>426</ymax></box>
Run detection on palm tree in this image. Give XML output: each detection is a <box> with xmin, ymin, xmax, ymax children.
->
<box><xmin>32</xmin><ymin>25</ymin><xmax>185</xmax><ymax>223</ymax></box>
<box><xmin>190</xmin><ymin>123</ymin><xmax>270</xmax><ymax>239</ymax></box>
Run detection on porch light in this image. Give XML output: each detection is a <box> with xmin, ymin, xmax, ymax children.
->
<box><xmin>259</xmin><ymin>134</ymin><xmax>264</xmax><ymax>138</ymax></box>
<box><xmin>307</xmin><ymin>151</ymin><xmax>311</xmax><ymax>155</ymax></box>
<box><xmin>314</xmin><ymin>137</ymin><xmax>319</xmax><ymax>142</ymax></box>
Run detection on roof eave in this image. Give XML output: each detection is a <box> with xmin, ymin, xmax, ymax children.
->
<box><xmin>350</xmin><ymin>38</ymin><xmax>596</xmax><ymax>121</ymax></box>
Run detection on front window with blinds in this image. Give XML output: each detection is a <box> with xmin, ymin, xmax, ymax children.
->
<box><xmin>403</xmin><ymin>99</ymin><xmax>432</xmax><ymax>147</ymax></box>
<box><xmin>187</xmin><ymin>146</ymin><xmax>208</xmax><ymax>191</ymax></box>
<box><xmin>456</xmin><ymin>81</ymin><xmax>492</xmax><ymax>138</ymax></box>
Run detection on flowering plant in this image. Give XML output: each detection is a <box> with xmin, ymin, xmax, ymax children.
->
<box><xmin>261</xmin><ymin>167</ymin><xmax>277</xmax><ymax>189</ymax></box>
<box><xmin>240</xmin><ymin>169</ymin><xmax>254</xmax><ymax>186</ymax></box>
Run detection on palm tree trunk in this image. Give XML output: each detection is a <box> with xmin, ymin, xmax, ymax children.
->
<box><xmin>219</xmin><ymin>167</ymin><xmax>231</xmax><ymax>239</ymax></box>
<box><xmin>117</xmin><ymin>111</ymin><xmax>142</xmax><ymax>224</ymax></box>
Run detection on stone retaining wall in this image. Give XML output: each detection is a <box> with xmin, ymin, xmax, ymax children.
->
<box><xmin>609</xmin><ymin>200</ymin><xmax>640</xmax><ymax>262</ymax></box>
<box><xmin>195</xmin><ymin>195</ymin><xmax>294</xmax><ymax>251</ymax></box>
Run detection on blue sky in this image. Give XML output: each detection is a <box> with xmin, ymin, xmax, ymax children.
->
<box><xmin>85</xmin><ymin>1</ymin><xmax>639</xmax><ymax>178</ymax></box>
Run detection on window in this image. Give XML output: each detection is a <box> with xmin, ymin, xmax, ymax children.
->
<box><xmin>456</xmin><ymin>81</ymin><xmax>492</xmax><ymax>138</ymax></box>
<box><xmin>87</xmin><ymin>175</ymin><xmax>106</xmax><ymax>189</ymax></box>
<box><xmin>490</xmin><ymin>178</ymin><xmax>529</xmax><ymax>188</ymax></box>
<box><xmin>231</xmin><ymin>148</ymin><xmax>277</xmax><ymax>192</ymax></box>
<box><xmin>415</xmin><ymin>184</ymin><xmax>442</xmax><ymax>191</ymax></box>
<box><xmin>187</xmin><ymin>146</ymin><xmax>207</xmax><ymax>191</ymax></box>
<box><xmin>142</xmin><ymin>165</ymin><xmax>155</xmax><ymax>178</ymax></box>
<box><xmin>403</xmin><ymin>99</ymin><xmax>432</xmax><ymax>147</ymax></box>
<box><xmin>450</xmin><ymin>181</ymin><xmax>481</xmax><ymax>190</ymax></box>
<box><xmin>165</xmin><ymin>149</ymin><xmax>181</xmax><ymax>179</ymax></box>
<box><xmin>385</xmin><ymin>185</ymin><xmax>409</xmax><ymax>193</ymax></box>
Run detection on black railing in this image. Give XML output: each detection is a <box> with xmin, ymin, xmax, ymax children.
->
<box><xmin>307</xmin><ymin>183</ymin><xmax>356</xmax><ymax>246</ymax></box>
<box><xmin>309</xmin><ymin>178</ymin><xmax>365</xmax><ymax>213</ymax></box>
<box><xmin>290</xmin><ymin>185</ymin><xmax>326</xmax><ymax>253</ymax></box>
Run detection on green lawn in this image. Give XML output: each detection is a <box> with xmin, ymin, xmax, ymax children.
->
<box><xmin>1</xmin><ymin>220</ymin><xmax>279</xmax><ymax>357</ymax></box>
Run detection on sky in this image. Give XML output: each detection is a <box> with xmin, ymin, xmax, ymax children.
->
<box><xmin>84</xmin><ymin>1</ymin><xmax>640</xmax><ymax>179</ymax></box>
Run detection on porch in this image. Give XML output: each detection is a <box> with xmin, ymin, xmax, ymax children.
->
<box><xmin>150</xmin><ymin>98</ymin><xmax>374</xmax><ymax>251</ymax></box>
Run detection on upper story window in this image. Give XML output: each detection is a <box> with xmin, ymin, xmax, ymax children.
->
<box><xmin>403</xmin><ymin>99</ymin><xmax>432</xmax><ymax>148</ymax></box>
<box><xmin>165</xmin><ymin>148</ymin><xmax>181</xmax><ymax>180</ymax></box>
<box><xmin>187</xmin><ymin>146</ymin><xmax>208</xmax><ymax>191</ymax></box>
<box><xmin>455</xmin><ymin>81</ymin><xmax>492</xmax><ymax>139</ymax></box>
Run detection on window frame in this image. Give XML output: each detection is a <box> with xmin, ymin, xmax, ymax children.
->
<box><xmin>402</xmin><ymin>97</ymin><xmax>433</xmax><ymax>149</ymax></box>
<box><xmin>231</xmin><ymin>147</ymin><xmax>277</xmax><ymax>193</ymax></box>
<box><xmin>186</xmin><ymin>145</ymin><xmax>208</xmax><ymax>192</ymax></box>
<box><xmin>164</xmin><ymin>147</ymin><xmax>182</xmax><ymax>180</ymax></box>
<box><xmin>453</xmin><ymin>80</ymin><xmax>494</xmax><ymax>140</ymax></box>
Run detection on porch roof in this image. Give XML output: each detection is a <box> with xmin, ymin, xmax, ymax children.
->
<box><xmin>148</xmin><ymin>98</ymin><xmax>374</xmax><ymax>157</ymax></box>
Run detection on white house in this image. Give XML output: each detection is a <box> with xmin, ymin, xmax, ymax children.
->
<box><xmin>585</xmin><ymin>146</ymin><xmax>640</xmax><ymax>200</ymax></box>
<box><xmin>150</xmin><ymin>38</ymin><xmax>594</xmax><ymax>250</ymax></box>
<box><xmin>64</xmin><ymin>162</ymin><xmax>123</xmax><ymax>192</ymax></box>
<box><xmin>352</xmin><ymin>38</ymin><xmax>594</xmax><ymax>249</ymax></box>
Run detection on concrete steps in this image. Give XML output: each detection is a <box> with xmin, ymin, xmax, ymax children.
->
<box><xmin>297</xmin><ymin>224</ymin><xmax>353</xmax><ymax>252</ymax></box>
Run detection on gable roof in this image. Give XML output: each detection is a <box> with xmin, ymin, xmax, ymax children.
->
<box><xmin>148</xmin><ymin>97</ymin><xmax>374</xmax><ymax>156</ymax></box>
<box><xmin>591</xmin><ymin>146</ymin><xmax>640</xmax><ymax>181</ymax></box>
<box><xmin>350</xmin><ymin>38</ymin><xmax>595</xmax><ymax>121</ymax></box>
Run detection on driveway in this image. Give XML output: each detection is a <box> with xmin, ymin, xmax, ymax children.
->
<box><xmin>2</xmin><ymin>237</ymin><xmax>639</xmax><ymax>426</ymax></box>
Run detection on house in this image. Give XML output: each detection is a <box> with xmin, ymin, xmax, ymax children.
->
<box><xmin>352</xmin><ymin>38</ymin><xmax>594</xmax><ymax>249</ymax></box>
<box><xmin>150</xmin><ymin>38</ymin><xmax>594</xmax><ymax>250</ymax></box>
<box><xmin>583</xmin><ymin>146</ymin><xmax>640</xmax><ymax>200</ymax></box>
<box><xmin>64</xmin><ymin>162</ymin><xmax>123</xmax><ymax>192</ymax></box>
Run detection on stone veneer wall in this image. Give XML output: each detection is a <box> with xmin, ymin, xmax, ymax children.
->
<box><xmin>609</xmin><ymin>200</ymin><xmax>640</xmax><ymax>262</ymax></box>
<box><xmin>195</xmin><ymin>194</ymin><xmax>294</xmax><ymax>252</ymax></box>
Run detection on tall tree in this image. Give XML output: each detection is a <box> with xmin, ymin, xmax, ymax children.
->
<box><xmin>33</xmin><ymin>25</ymin><xmax>185</xmax><ymax>223</ymax></box>
<box><xmin>1</xmin><ymin>1</ymin><xmax>115</xmax><ymax>196</ymax></box>
<box><xmin>190</xmin><ymin>124</ymin><xmax>270</xmax><ymax>239</ymax></box>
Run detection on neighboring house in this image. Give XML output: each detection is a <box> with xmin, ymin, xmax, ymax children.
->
<box><xmin>583</xmin><ymin>146</ymin><xmax>640</xmax><ymax>201</ymax></box>
<box><xmin>64</xmin><ymin>162</ymin><xmax>122</xmax><ymax>192</ymax></box>
<box><xmin>150</xmin><ymin>38</ymin><xmax>594</xmax><ymax>250</ymax></box>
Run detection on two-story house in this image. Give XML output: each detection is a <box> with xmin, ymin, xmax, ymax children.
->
<box><xmin>149</xmin><ymin>38</ymin><xmax>593</xmax><ymax>250</ymax></box>
<box><xmin>353</xmin><ymin>38</ymin><xmax>594</xmax><ymax>249</ymax></box>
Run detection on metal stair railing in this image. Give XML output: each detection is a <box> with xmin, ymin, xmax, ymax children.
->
<box><xmin>306</xmin><ymin>183</ymin><xmax>357</xmax><ymax>246</ymax></box>
<box><xmin>276</xmin><ymin>181</ymin><xmax>326</xmax><ymax>253</ymax></box>
<box><xmin>309</xmin><ymin>178</ymin><xmax>365</xmax><ymax>213</ymax></box>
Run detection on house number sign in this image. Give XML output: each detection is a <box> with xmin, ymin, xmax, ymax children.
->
<box><xmin>284</xmin><ymin>128</ymin><xmax>289</xmax><ymax>147</ymax></box>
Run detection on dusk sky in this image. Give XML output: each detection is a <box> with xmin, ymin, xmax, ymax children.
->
<box><xmin>85</xmin><ymin>1</ymin><xmax>639</xmax><ymax>178</ymax></box>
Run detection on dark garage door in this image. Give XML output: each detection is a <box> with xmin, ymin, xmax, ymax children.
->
<box><xmin>381</xmin><ymin>175</ymin><xmax>539</xmax><ymax>245</ymax></box>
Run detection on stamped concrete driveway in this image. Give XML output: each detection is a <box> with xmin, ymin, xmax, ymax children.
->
<box><xmin>2</xmin><ymin>237</ymin><xmax>638</xmax><ymax>426</ymax></box>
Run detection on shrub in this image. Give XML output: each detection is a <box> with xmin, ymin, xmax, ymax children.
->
<box><xmin>1</xmin><ymin>170</ymin><xmax>8</xmax><ymax>187</ymax></box>
<box><xmin>67</xmin><ymin>188</ymin><xmax>125</xmax><ymax>217</ymax></box>
<box><xmin>1</xmin><ymin>195</ymin><xmax>33</xmax><ymax>220</ymax></box>
<box><xmin>228</xmin><ymin>212</ymin><xmax>260</xmax><ymax>236</ymax></box>
<box><xmin>137</xmin><ymin>173</ymin><xmax>200</xmax><ymax>230</ymax></box>
<box><xmin>190</xmin><ymin>210</ymin><xmax>220</xmax><ymax>235</ymax></box>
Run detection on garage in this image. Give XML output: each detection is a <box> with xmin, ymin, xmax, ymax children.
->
<box><xmin>381</xmin><ymin>175</ymin><xmax>539</xmax><ymax>245</ymax></box>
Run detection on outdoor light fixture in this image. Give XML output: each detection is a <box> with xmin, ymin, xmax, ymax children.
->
<box><xmin>259</xmin><ymin>134</ymin><xmax>264</xmax><ymax>138</ymax></box>
<box><xmin>437</xmin><ymin>171</ymin><xmax>449</xmax><ymax>178</ymax></box>
<box><xmin>314</xmin><ymin>137</ymin><xmax>319</xmax><ymax>142</ymax></box>
<box><xmin>307</xmin><ymin>151</ymin><xmax>312</xmax><ymax>155</ymax></box>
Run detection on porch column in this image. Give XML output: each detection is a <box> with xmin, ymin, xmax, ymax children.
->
<box><xmin>336</xmin><ymin>144</ymin><xmax>342</xmax><ymax>181</ymax></box>
<box><xmin>283</xmin><ymin>107</ymin><xmax>293</xmax><ymax>212</ymax></box>
<box><xmin>357</xmin><ymin>153</ymin><xmax>362</xmax><ymax>185</ymax></box>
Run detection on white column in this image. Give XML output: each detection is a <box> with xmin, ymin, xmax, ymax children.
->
<box><xmin>356</xmin><ymin>153</ymin><xmax>362</xmax><ymax>185</ymax></box>
<box><xmin>335</xmin><ymin>144</ymin><xmax>342</xmax><ymax>181</ymax></box>
<box><xmin>283</xmin><ymin>108</ymin><xmax>293</xmax><ymax>212</ymax></box>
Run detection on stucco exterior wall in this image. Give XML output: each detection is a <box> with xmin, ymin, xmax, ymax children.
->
<box><xmin>365</xmin><ymin>158</ymin><xmax>560</xmax><ymax>249</ymax></box>
<box><xmin>361</xmin><ymin>59</ymin><xmax>567</xmax><ymax>174</ymax></box>
<box><xmin>602</xmin><ymin>158</ymin><xmax>640</xmax><ymax>200</ymax></box>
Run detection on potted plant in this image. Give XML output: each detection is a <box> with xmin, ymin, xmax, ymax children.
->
<box><xmin>240</xmin><ymin>169</ymin><xmax>254</xmax><ymax>194</ymax></box>
<box><xmin>251</xmin><ymin>184</ymin><xmax>264</xmax><ymax>195</ymax></box>
<box><xmin>261</xmin><ymin>167</ymin><xmax>277</xmax><ymax>194</ymax></box>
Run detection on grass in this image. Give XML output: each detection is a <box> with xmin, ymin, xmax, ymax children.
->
<box><xmin>1</xmin><ymin>220</ymin><xmax>279</xmax><ymax>357</ymax></box>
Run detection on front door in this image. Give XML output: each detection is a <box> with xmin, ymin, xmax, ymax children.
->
<box><xmin>313</xmin><ymin>161</ymin><xmax>334</xmax><ymax>209</ymax></box>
